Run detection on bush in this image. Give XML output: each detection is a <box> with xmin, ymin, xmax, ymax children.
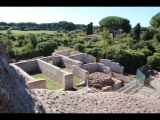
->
<box><xmin>106</xmin><ymin>48</ymin><xmax>146</xmax><ymax>70</ymax></box>
<box><xmin>154</xmin><ymin>33</ymin><xmax>160</xmax><ymax>42</ymax></box>
<box><xmin>18</xmin><ymin>35</ymin><xmax>25</xmax><ymax>40</ymax></box>
<box><xmin>73</xmin><ymin>43</ymin><xmax>85</xmax><ymax>52</ymax></box>
<box><xmin>37</xmin><ymin>40</ymin><xmax>58</xmax><ymax>55</ymax></box>
<box><xmin>147</xmin><ymin>53</ymin><xmax>160</xmax><ymax>68</ymax></box>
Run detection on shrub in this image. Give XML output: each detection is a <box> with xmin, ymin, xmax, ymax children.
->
<box><xmin>73</xmin><ymin>43</ymin><xmax>85</xmax><ymax>52</ymax></box>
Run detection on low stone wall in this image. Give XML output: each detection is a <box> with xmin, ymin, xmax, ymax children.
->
<box><xmin>52</xmin><ymin>54</ymin><xmax>83</xmax><ymax>69</ymax></box>
<box><xmin>68</xmin><ymin>53</ymin><xmax>83</xmax><ymax>63</ymax></box>
<box><xmin>112</xmin><ymin>72</ymin><xmax>129</xmax><ymax>83</ymax></box>
<box><xmin>69</xmin><ymin>53</ymin><xmax>96</xmax><ymax>64</ymax></box>
<box><xmin>83</xmin><ymin>53</ymin><xmax>96</xmax><ymax>63</ymax></box>
<box><xmin>40</xmin><ymin>56</ymin><xmax>52</xmax><ymax>62</ymax></box>
<box><xmin>52</xmin><ymin>50</ymin><xmax>71</xmax><ymax>56</ymax></box>
<box><xmin>10</xmin><ymin>64</ymin><xmax>46</xmax><ymax>89</ymax></box>
<box><xmin>112</xmin><ymin>78</ymin><xmax>122</xmax><ymax>91</ymax></box>
<box><xmin>100</xmin><ymin>59</ymin><xmax>124</xmax><ymax>74</ymax></box>
<box><xmin>81</xmin><ymin>63</ymin><xmax>111</xmax><ymax>74</ymax></box>
<box><xmin>116</xmin><ymin>79</ymin><xmax>137</xmax><ymax>93</ymax></box>
<box><xmin>52</xmin><ymin>55</ymin><xmax>62</xmax><ymax>67</ymax></box>
<box><xmin>102</xmin><ymin>78</ymin><xmax>122</xmax><ymax>92</ymax></box>
<box><xmin>72</xmin><ymin>65</ymin><xmax>89</xmax><ymax>82</ymax></box>
<box><xmin>14</xmin><ymin>60</ymin><xmax>38</xmax><ymax>73</ymax></box>
<box><xmin>37</xmin><ymin>59</ymin><xmax>73</xmax><ymax>89</ymax></box>
<box><xmin>27</xmin><ymin>79</ymin><xmax>46</xmax><ymax>89</ymax></box>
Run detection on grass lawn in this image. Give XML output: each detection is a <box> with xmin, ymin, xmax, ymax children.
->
<box><xmin>61</xmin><ymin>67</ymin><xmax>85</xmax><ymax>90</ymax></box>
<box><xmin>0</xmin><ymin>30</ymin><xmax>56</xmax><ymax>35</ymax></box>
<box><xmin>29</xmin><ymin>70</ymin><xmax>63</xmax><ymax>90</ymax></box>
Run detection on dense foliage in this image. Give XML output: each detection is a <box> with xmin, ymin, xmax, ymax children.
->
<box><xmin>1</xmin><ymin>12</ymin><xmax>160</xmax><ymax>71</ymax></box>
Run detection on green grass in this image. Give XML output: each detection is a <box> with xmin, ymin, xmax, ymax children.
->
<box><xmin>0</xmin><ymin>30</ymin><xmax>56</xmax><ymax>35</ymax></box>
<box><xmin>29</xmin><ymin>70</ymin><xmax>63</xmax><ymax>90</ymax></box>
<box><xmin>48</xmin><ymin>60</ymin><xmax>52</xmax><ymax>64</ymax></box>
<box><xmin>61</xmin><ymin>67</ymin><xmax>85</xmax><ymax>90</ymax></box>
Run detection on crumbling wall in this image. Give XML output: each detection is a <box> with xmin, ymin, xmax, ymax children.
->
<box><xmin>37</xmin><ymin>59</ymin><xmax>73</xmax><ymax>89</ymax></box>
<box><xmin>100</xmin><ymin>59</ymin><xmax>124</xmax><ymax>74</ymax></box>
<box><xmin>14</xmin><ymin>60</ymin><xmax>38</xmax><ymax>73</ymax></box>
<box><xmin>72</xmin><ymin>65</ymin><xmax>89</xmax><ymax>82</ymax></box>
<box><xmin>83</xmin><ymin>53</ymin><xmax>96</xmax><ymax>63</ymax></box>
<box><xmin>81</xmin><ymin>63</ymin><xmax>99</xmax><ymax>74</ymax></box>
<box><xmin>68</xmin><ymin>53</ymin><xmax>84</xmax><ymax>62</ymax></box>
<box><xmin>81</xmin><ymin>63</ymin><xmax>111</xmax><ymax>74</ymax></box>
<box><xmin>97</xmin><ymin>63</ymin><xmax>112</xmax><ymax>74</ymax></box>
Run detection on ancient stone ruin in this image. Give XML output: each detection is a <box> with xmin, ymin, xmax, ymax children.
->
<box><xmin>10</xmin><ymin>49</ymin><xmax>123</xmax><ymax>91</ymax></box>
<box><xmin>1</xmin><ymin>40</ymin><xmax>160</xmax><ymax>113</ymax></box>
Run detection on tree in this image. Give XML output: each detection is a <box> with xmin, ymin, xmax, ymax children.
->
<box><xmin>150</xmin><ymin>12</ymin><xmax>160</xmax><ymax>28</ymax></box>
<box><xmin>86</xmin><ymin>24</ymin><xmax>90</xmax><ymax>35</ymax></box>
<box><xmin>154</xmin><ymin>33</ymin><xmax>160</xmax><ymax>42</ymax></box>
<box><xmin>28</xmin><ymin>34</ymin><xmax>37</xmax><ymax>49</ymax></box>
<box><xmin>99</xmin><ymin>16</ymin><xmax>131</xmax><ymax>38</ymax></box>
<box><xmin>89</xmin><ymin>22</ymin><xmax>93</xmax><ymax>34</ymax></box>
<box><xmin>86</xmin><ymin>22</ymin><xmax>93</xmax><ymax>35</ymax></box>
<box><xmin>100</xmin><ymin>27</ymin><xmax>111</xmax><ymax>40</ymax></box>
<box><xmin>130</xmin><ymin>23</ymin><xmax>141</xmax><ymax>40</ymax></box>
<box><xmin>142</xmin><ymin>28</ymin><xmax>155</xmax><ymax>40</ymax></box>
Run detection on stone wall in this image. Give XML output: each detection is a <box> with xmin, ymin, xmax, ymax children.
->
<box><xmin>14</xmin><ymin>60</ymin><xmax>38</xmax><ymax>73</ymax></box>
<box><xmin>81</xmin><ymin>63</ymin><xmax>111</xmax><ymax>74</ymax></box>
<box><xmin>37</xmin><ymin>59</ymin><xmax>73</xmax><ymax>89</ymax></box>
<box><xmin>100</xmin><ymin>59</ymin><xmax>124</xmax><ymax>74</ymax></box>
<box><xmin>27</xmin><ymin>79</ymin><xmax>46</xmax><ymax>89</ymax></box>
<box><xmin>52</xmin><ymin>50</ymin><xmax>71</xmax><ymax>56</ymax></box>
<box><xmin>52</xmin><ymin>54</ymin><xmax>83</xmax><ymax>69</ymax></box>
<box><xmin>102</xmin><ymin>78</ymin><xmax>122</xmax><ymax>92</ymax></box>
<box><xmin>116</xmin><ymin>80</ymin><xmax>137</xmax><ymax>93</ymax></box>
<box><xmin>40</xmin><ymin>56</ymin><xmax>52</xmax><ymax>62</ymax></box>
<box><xmin>68</xmin><ymin>53</ymin><xmax>83</xmax><ymax>62</ymax></box>
<box><xmin>52</xmin><ymin>55</ymin><xmax>62</xmax><ymax>67</ymax></box>
<box><xmin>72</xmin><ymin>65</ymin><xmax>89</xmax><ymax>82</ymax></box>
<box><xmin>83</xmin><ymin>53</ymin><xmax>96</xmax><ymax>63</ymax></box>
<box><xmin>69</xmin><ymin>53</ymin><xmax>96</xmax><ymax>64</ymax></box>
<box><xmin>10</xmin><ymin>64</ymin><xmax>46</xmax><ymax>89</ymax></box>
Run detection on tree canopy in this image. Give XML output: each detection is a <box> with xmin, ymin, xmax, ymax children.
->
<box><xmin>150</xmin><ymin>12</ymin><xmax>160</xmax><ymax>28</ymax></box>
<box><xmin>99</xmin><ymin>16</ymin><xmax>131</xmax><ymax>33</ymax></box>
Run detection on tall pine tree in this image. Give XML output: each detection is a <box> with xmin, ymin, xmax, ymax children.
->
<box><xmin>86</xmin><ymin>22</ymin><xmax>93</xmax><ymax>35</ymax></box>
<box><xmin>131</xmin><ymin>23</ymin><xmax>141</xmax><ymax>41</ymax></box>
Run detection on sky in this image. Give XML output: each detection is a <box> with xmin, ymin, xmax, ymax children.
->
<box><xmin>0</xmin><ymin>7</ymin><xmax>160</xmax><ymax>27</ymax></box>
